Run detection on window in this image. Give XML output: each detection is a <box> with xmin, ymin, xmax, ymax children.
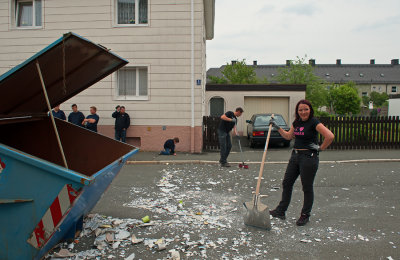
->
<box><xmin>254</xmin><ymin>115</ymin><xmax>286</xmax><ymax>126</ymax></box>
<box><xmin>392</xmin><ymin>86</ymin><xmax>398</xmax><ymax>93</ymax></box>
<box><xmin>15</xmin><ymin>0</ymin><xmax>42</xmax><ymax>27</ymax></box>
<box><xmin>362</xmin><ymin>92</ymin><xmax>368</xmax><ymax>96</ymax></box>
<box><xmin>116</xmin><ymin>0</ymin><xmax>148</xmax><ymax>25</ymax></box>
<box><xmin>117</xmin><ymin>67</ymin><xmax>148</xmax><ymax>100</ymax></box>
<box><xmin>209</xmin><ymin>97</ymin><xmax>224</xmax><ymax>116</ymax></box>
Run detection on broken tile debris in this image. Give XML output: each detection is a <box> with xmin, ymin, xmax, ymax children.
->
<box><xmin>44</xmin><ymin>165</ymin><xmax>398</xmax><ymax>259</ymax></box>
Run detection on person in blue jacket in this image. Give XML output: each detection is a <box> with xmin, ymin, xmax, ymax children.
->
<box><xmin>160</xmin><ymin>137</ymin><xmax>179</xmax><ymax>155</ymax></box>
<box><xmin>51</xmin><ymin>105</ymin><xmax>66</xmax><ymax>120</ymax></box>
<box><xmin>68</xmin><ymin>104</ymin><xmax>85</xmax><ymax>127</ymax></box>
<box><xmin>83</xmin><ymin>106</ymin><xmax>99</xmax><ymax>132</ymax></box>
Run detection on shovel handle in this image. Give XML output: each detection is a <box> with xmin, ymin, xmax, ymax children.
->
<box><xmin>255</xmin><ymin>114</ymin><xmax>274</xmax><ymax>195</ymax></box>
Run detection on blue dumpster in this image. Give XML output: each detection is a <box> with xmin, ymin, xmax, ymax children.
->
<box><xmin>0</xmin><ymin>32</ymin><xmax>139</xmax><ymax>260</ymax></box>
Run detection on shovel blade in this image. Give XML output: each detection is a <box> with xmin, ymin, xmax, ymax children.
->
<box><xmin>243</xmin><ymin>200</ymin><xmax>271</xmax><ymax>230</ymax></box>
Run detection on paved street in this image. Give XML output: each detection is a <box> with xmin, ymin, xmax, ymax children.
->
<box><xmin>59</xmin><ymin>149</ymin><xmax>400</xmax><ymax>260</ymax></box>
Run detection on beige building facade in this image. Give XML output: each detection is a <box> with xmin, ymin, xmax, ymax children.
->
<box><xmin>0</xmin><ymin>0</ymin><xmax>215</xmax><ymax>153</ymax></box>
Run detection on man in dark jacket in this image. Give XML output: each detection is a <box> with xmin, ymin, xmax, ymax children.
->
<box><xmin>68</xmin><ymin>104</ymin><xmax>85</xmax><ymax>127</ymax></box>
<box><xmin>112</xmin><ymin>106</ymin><xmax>130</xmax><ymax>143</ymax></box>
<box><xmin>160</xmin><ymin>137</ymin><xmax>179</xmax><ymax>155</ymax></box>
<box><xmin>51</xmin><ymin>105</ymin><xmax>66</xmax><ymax>120</ymax></box>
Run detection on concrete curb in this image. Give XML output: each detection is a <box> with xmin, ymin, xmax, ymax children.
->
<box><xmin>126</xmin><ymin>158</ymin><xmax>400</xmax><ymax>165</ymax></box>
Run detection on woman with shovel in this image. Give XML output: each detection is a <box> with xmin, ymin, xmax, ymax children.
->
<box><xmin>269</xmin><ymin>99</ymin><xmax>334</xmax><ymax>226</ymax></box>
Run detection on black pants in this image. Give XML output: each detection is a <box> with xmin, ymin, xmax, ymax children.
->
<box><xmin>218</xmin><ymin>129</ymin><xmax>232</xmax><ymax>164</ymax></box>
<box><xmin>276</xmin><ymin>150</ymin><xmax>319</xmax><ymax>215</ymax></box>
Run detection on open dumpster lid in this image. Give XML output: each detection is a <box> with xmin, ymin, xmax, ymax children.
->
<box><xmin>0</xmin><ymin>32</ymin><xmax>128</xmax><ymax>116</ymax></box>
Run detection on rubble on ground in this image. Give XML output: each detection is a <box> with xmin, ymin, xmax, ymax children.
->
<box><xmin>45</xmin><ymin>165</ymin><xmax>394</xmax><ymax>259</ymax></box>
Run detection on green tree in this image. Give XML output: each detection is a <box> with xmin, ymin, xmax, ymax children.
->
<box><xmin>329</xmin><ymin>82</ymin><xmax>361</xmax><ymax>115</ymax></box>
<box><xmin>362</xmin><ymin>95</ymin><xmax>370</xmax><ymax>106</ymax></box>
<box><xmin>369</xmin><ymin>91</ymin><xmax>389</xmax><ymax>107</ymax></box>
<box><xmin>207</xmin><ymin>75</ymin><xmax>228</xmax><ymax>84</ymax></box>
<box><xmin>207</xmin><ymin>59</ymin><xmax>268</xmax><ymax>84</ymax></box>
<box><xmin>274</xmin><ymin>56</ymin><xmax>328</xmax><ymax>110</ymax></box>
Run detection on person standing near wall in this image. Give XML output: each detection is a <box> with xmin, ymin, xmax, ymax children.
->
<box><xmin>51</xmin><ymin>105</ymin><xmax>66</xmax><ymax>120</ymax></box>
<box><xmin>112</xmin><ymin>106</ymin><xmax>130</xmax><ymax>143</ymax></box>
<box><xmin>218</xmin><ymin>107</ymin><xmax>244</xmax><ymax>167</ymax></box>
<box><xmin>68</xmin><ymin>104</ymin><xmax>85</xmax><ymax>127</ymax></box>
<box><xmin>83</xmin><ymin>106</ymin><xmax>99</xmax><ymax>133</ymax></box>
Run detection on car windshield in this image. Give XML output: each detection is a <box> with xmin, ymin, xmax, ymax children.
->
<box><xmin>254</xmin><ymin>115</ymin><xmax>286</xmax><ymax>126</ymax></box>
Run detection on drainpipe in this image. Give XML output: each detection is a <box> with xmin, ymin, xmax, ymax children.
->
<box><xmin>190</xmin><ymin>0</ymin><xmax>195</xmax><ymax>153</ymax></box>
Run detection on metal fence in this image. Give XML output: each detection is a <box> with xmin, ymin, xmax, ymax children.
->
<box><xmin>318</xmin><ymin>116</ymin><xmax>400</xmax><ymax>149</ymax></box>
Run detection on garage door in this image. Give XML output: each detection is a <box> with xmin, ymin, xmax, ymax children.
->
<box><xmin>243</xmin><ymin>97</ymin><xmax>289</xmax><ymax>133</ymax></box>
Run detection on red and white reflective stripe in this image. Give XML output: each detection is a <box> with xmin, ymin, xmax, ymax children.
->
<box><xmin>27</xmin><ymin>184</ymin><xmax>79</xmax><ymax>249</ymax></box>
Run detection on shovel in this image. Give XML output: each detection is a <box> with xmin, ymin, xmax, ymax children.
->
<box><xmin>237</xmin><ymin>136</ymin><xmax>249</xmax><ymax>169</ymax></box>
<box><xmin>243</xmin><ymin>114</ymin><xmax>274</xmax><ymax>230</ymax></box>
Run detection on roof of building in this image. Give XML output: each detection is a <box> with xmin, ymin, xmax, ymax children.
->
<box><xmin>207</xmin><ymin>60</ymin><xmax>400</xmax><ymax>84</ymax></box>
<box><xmin>206</xmin><ymin>84</ymin><xmax>306</xmax><ymax>92</ymax></box>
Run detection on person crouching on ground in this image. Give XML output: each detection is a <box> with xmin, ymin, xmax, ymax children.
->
<box><xmin>269</xmin><ymin>99</ymin><xmax>334</xmax><ymax>226</ymax></box>
<box><xmin>218</xmin><ymin>107</ymin><xmax>244</xmax><ymax>167</ymax></box>
<box><xmin>160</xmin><ymin>137</ymin><xmax>179</xmax><ymax>155</ymax></box>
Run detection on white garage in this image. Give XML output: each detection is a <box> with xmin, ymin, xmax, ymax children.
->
<box><xmin>205</xmin><ymin>84</ymin><xmax>306</xmax><ymax>135</ymax></box>
<box><xmin>243</xmin><ymin>96</ymin><xmax>289</xmax><ymax>130</ymax></box>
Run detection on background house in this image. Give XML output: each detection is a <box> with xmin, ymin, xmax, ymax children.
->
<box><xmin>0</xmin><ymin>0</ymin><xmax>215</xmax><ymax>153</ymax></box>
<box><xmin>205</xmin><ymin>84</ymin><xmax>306</xmax><ymax>136</ymax></box>
<box><xmin>208</xmin><ymin>59</ymin><xmax>400</xmax><ymax>98</ymax></box>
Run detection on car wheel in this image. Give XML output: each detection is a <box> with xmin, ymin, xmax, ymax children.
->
<box><xmin>250</xmin><ymin>140</ymin><xmax>256</xmax><ymax>148</ymax></box>
<box><xmin>284</xmin><ymin>140</ymin><xmax>290</xmax><ymax>147</ymax></box>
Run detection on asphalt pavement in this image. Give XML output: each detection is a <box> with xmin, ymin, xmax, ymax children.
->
<box><xmin>59</xmin><ymin>145</ymin><xmax>400</xmax><ymax>260</ymax></box>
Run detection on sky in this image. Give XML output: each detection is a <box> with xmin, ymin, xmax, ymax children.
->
<box><xmin>206</xmin><ymin>0</ymin><xmax>400</xmax><ymax>68</ymax></box>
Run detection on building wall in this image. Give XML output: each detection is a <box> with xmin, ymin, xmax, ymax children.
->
<box><xmin>343</xmin><ymin>83</ymin><xmax>400</xmax><ymax>98</ymax></box>
<box><xmin>0</xmin><ymin>0</ymin><xmax>209</xmax><ymax>153</ymax></box>
<box><xmin>205</xmin><ymin>91</ymin><xmax>305</xmax><ymax>134</ymax></box>
<box><xmin>355</xmin><ymin>84</ymin><xmax>371</xmax><ymax>97</ymax></box>
<box><xmin>388</xmin><ymin>98</ymin><xmax>400</xmax><ymax>117</ymax></box>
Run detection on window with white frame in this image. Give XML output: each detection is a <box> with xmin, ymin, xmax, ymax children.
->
<box><xmin>117</xmin><ymin>67</ymin><xmax>148</xmax><ymax>99</ymax></box>
<box><xmin>116</xmin><ymin>0</ymin><xmax>148</xmax><ymax>25</ymax></box>
<box><xmin>392</xmin><ymin>86</ymin><xmax>398</xmax><ymax>93</ymax></box>
<box><xmin>15</xmin><ymin>0</ymin><xmax>42</xmax><ymax>27</ymax></box>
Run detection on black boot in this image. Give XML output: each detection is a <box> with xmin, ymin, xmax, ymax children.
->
<box><xmin>296</xmin><ymin>213</ymin><xmax>310</xmax><ymax>226</ymax></box>
<box><xmin>269</xmin><ymin>209</ymin><xmax>286</xmax><ymax>220</ymax></box>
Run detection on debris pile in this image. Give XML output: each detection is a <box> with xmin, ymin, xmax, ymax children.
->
<box><xmin>45</xmin><ymin>164</ymin><xmax>397</xmax><ymax>259</ymax></box>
